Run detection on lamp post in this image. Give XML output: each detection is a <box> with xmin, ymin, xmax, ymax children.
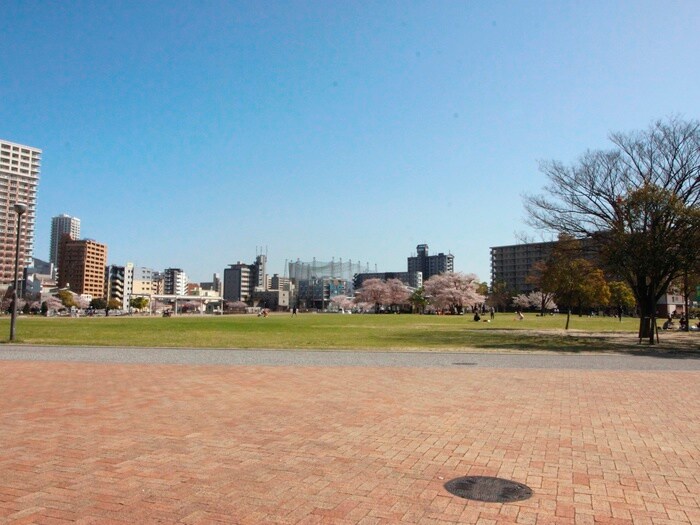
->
<box><xmin>10</xmin><ymin>202</ymin><xmax>28</xmax><ymax>342</ymax></box>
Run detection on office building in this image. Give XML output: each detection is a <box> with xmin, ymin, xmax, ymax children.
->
<box><xmin>50</xmin><ymin>214</ymin><xmax>80</xmax><ymax>270</ymax></box>
<box><xmin>57</xmin><ymin>236</ymin><xmax>107</xmax><ymax>298</ymax></box>
<box><xmin>0</xmin><ymin>139</ymin><xmax>41</xmax><ymax>286</ymax></box>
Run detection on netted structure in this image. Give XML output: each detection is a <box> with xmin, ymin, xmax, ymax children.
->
<box><xmin>288</xmin><ymin>259</ymin><xmax>370</xmax><ymax>282</ymax></box>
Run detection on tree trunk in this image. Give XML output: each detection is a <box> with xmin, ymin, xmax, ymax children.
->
<box><xmin>684</xmin><ymin>270</ymin><xmax>690</xmax><ymax>332</ymax></box>
<box><xmin>637</xmin><ymin>295</ymin><xmax>656</xmax><ymax>344</ymax></box>
<box><xmin>565</xmin><ymin>308</ymin><xmax>571</xmax><ymax>330</ymax></box>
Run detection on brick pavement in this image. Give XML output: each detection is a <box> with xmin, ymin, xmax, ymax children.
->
<box><xmin>0</xmin><ymin>361</ymin><xmax>698</xmax><ymax>524</ymax></box>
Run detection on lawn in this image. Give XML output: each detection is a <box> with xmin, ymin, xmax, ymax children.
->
<box><xmin>0</xmin><ymin>312</ymin><xmax>673</xmax><ymax>353</ymax></box>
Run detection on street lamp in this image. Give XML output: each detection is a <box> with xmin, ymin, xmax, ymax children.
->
<box><xmin>10</xmin><ymin>202</ymin><xmax>28</xmax><ymax>342</ymax></box>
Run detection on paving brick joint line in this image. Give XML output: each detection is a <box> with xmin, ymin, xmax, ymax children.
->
<box><xmin>1</xmin><ymin>360</ymin><xmax>698</xmax><ymax>524</ymax></box>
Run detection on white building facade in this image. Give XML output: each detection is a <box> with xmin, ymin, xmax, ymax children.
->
<box><xmin>164</xmin><ymin>268</ymin><xmax>188</xmax><ymax>296</ymax></box>
<box><xmin>50</xmin><ymin>214</ymin><xmax>81</xmax><ymax>270</ymax></box>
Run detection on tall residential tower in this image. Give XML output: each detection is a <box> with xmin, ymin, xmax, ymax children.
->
<box><xmin>0</xmin><ymin>140</ymin><xmax>41</xmax><ymax>285</ymax></box>
<box><xmin>407</xmin><ymin>244</ymin><xmax>454</xmax><ymax>282</ymax></box>
<box><xmin>50</xmin><ymin>214</ymin><xmax>81</xmax><ymax>269</ymax></box>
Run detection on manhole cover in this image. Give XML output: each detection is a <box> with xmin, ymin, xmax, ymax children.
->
<box><xmin>453</xmin><ymin>362</ymin><xmax>476</xmax><ymax>366</ymax></box>
<box><xmin>444</xmin><ymin>476</ymin><xmax>533</xmax><ymax>502</ymax></box>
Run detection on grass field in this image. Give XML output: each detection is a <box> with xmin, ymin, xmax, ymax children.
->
<box><xmin>2</xmin><ymin>311</ymin><xmax>686</xmax><ymax>353</ymax></box>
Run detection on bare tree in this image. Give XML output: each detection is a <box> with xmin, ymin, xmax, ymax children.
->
<box><xmin>525</xmin><ymin>117</ymin><xmax>700</xmax><ymax>342</ymax></box>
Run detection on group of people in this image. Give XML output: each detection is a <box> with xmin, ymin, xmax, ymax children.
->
<box><xmin>662</xmin><ymin>314</ymin><xmax>700</xmax><ymax>330</ymax></box>
<box><xmin>473</xmin><ymin>306</ymin><xmax>496</xmax><ymax>322</ymax></box>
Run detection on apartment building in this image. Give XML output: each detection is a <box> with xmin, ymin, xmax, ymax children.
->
<box><xmin>163</xmin><ymin>267</ymin><xmax>188</xmax><ymax>295</ymax></box>
<box><xmin>407</xmin><ymin>244</ymin><xmax>454</xmax><ymax>282</ymax></box>
<box><xmin>57</xmin><ymin>236</ymin><xmax>108</xmax><ymax>298</ymax></box>
<box><xmin>223</xmin><ymin>255</ymin><xmax>267</xmax><ymax>302</ymax></box>
<box><xmin>490</xmin><ymin>238</ymin><xmax>598</xmax><ymax>294</ymax></box>
<box><xmin>0</xmin><ymin>140</ymin><xmax>41</xmax><ymax>286</ymax></box>
<box><xmin>132</xmin><ymin>266</ymin><xmax>155</xmax><ymax>295</ymax></box>
<box><xmin>105</xmin><ymin>262</ymin><xmax>134</xmax><ymax>309</ymax></box>
<box><xmin>223</xmin><ymin>262</ymin><xmax>251</xmax><ymax>302</ymax></box>
<box><xmin>50</xmin><ymin>214</ymin><xmax>80</xmax><ymax>271</ymax></box>
<box><xmin>152</xmin><ymin>272</ymin><xmax>165</xmax><ymax>294</ymax></box>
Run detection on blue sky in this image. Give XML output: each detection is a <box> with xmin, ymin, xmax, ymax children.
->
<box><xmin>2</xmin><ymin>1</ymin><xmax>699</xmax><ymax>282</ymax></box>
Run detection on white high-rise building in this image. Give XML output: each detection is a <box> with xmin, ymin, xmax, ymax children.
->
<box><xmin>50</xmin><ymin>214</ymin><xmax>81</xmax><ymax>268</ymax></box>
<box><xmin>164</xmin><ymin>268</ymin><xmax>188</xmax><ymax>296</ymax></box>
<box><xmin>0</xmin><ymin>140</ymin><xmax>41</xmax><ymax>286</ymax></box>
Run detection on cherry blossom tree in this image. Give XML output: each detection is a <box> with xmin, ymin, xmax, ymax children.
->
<box><xmin>385</xmin><ymin>279</ymin><xmax>410</xmax><ymax>311</ymax></box>
<box><xmin>75</xmin><ymin>295</ymin><xmax>90</xmax><ymax>309</ymax></box>
<box><xmin>512</xmin><ymin>294</ymin><xmax>531</xmax><ymax>311</ymax></box>
<box><xmin>181</xmin><ymin>301</ymin><xmax>200</xmax><ymax>313</ymax></box>
<box><xmin>330</xmin><ymin>295</ymin><xmax>354</xmax><ymax>312</ymax></box>
<box><xmin>43</xmin><ymin>295</ymin><xmax>64</xmax><ymax>314</ymax></box>
<box><xmin>28</xmin><ymin>301</ymin><xmax>42</xmax><ymax>314</ymax></box>
<box><xmin>353</xmin><ymin>302</ymin><xmax>375</xmax><ymax>313</ymax></box>
<box><xmin>424</xmin><ymin>273</ymin><xmax>485</xmax><ymax>314</ymax></box>
<box><xmin>527</xmin><ymin>291</ymin><xmax>557</xmax><ymax>312</ymax></box>
<box><xmin>225</xmin><ymin>301</ymin><xmax>248</xmax><ymax>313</ymax></box>
<box><xmin>513</xmin><ymin>291</ymin><xmax>557</xmax><ymax>312</ymax></box>
<box><xmin>356</xmin><ymin>278</ymin><xmax>390</xmax><ymax>313</ymax></box>
<box><xmin>526</xmin><ymin>260</ymin><xmax>558</xmax><ymax>316</ymax></box>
